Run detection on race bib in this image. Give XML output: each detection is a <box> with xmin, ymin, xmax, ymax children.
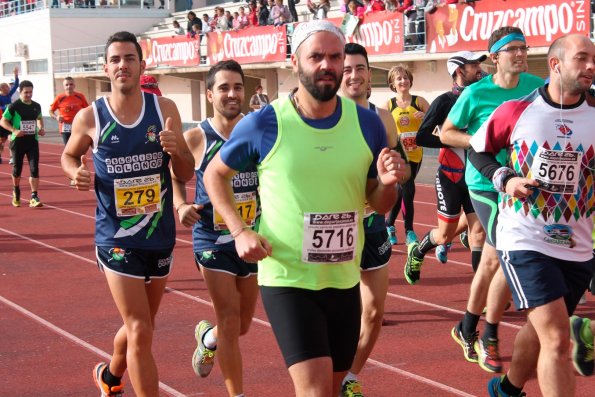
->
<box><xmin>530</xmin><ymin>148</ymin><xmax>582</xmax><ymax>194</ymax></box>
<box><xmin>302</xmin><ymin>211</ymin><xmax>358</xmax><ymax>264</ymax></box>
<box><xmin>20</xmin><ymin>120</ymin><xmax>36</xmax><ymax>135</ymax></box>
<box><xmin>113</xmin><ymin>174</ymin><xmax>161</xmax><ymax>217</ymax></box>
<box><xmin>400</xmin><ymin>131</ymin><xmax>418</xmax><ymax>151</ymax></box>
<box><xmin>62</xmin><ymin>123</ymin><xmax>72</xmax><ymax>133</ymax></box>
<box><xmin>213</xmin><ymin>191</ymin><xmax>257</xmax><ymax>231</ymax></box>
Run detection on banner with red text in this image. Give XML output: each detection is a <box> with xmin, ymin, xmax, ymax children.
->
<box><xmin>425</xmin><ymin>0</ymin><xmax>591</xmax><ymax>53</ymax></box>
<box><xmin>207</xmin><ymin>25</ymin><xmax>287</xmax><ymax>64</ymax></box>
<box><xmin>141</xmin><ymin>36</ymin><xmax>201</xmax><ymax>69</ymax></box>
<box><xmin>328</xmin><ymin>11</ymin><xmax>404</xmax><ymax>56</ymax></box>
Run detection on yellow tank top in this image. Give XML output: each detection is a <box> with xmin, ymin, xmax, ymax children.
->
<box><xmin>388</xmin><ymin>96</ymin><xmax>423</xmax><ymax>163</ymax></box>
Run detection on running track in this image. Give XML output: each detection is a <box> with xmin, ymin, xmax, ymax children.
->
<box><xmin>1</xmin><ymin>142</ymin><xmax>593</xmax><ymax>396</ymax></box>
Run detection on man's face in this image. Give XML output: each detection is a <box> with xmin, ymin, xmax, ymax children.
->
<box><xmin>341</xmin><ymin>53</ymin><xmax>370</xmax><ymax>101</ymax></box>
<box><xmin>103</xmin><ymin>41</ymin><xmax>145</xmax><ymax>94</ymax></box>
<box><xmin>292</xmin><ymin>32</ymin><xmax>344</xmax><ymax>102</ymax></box>
<box><xmin>0</xmin><ymin>83</ymin><xmax>8</xmax><ymax>95</ymax></box>
<box><xmin>459</xmin><ymin>62</ymin><xmax>484</xmax><ymax>86</ymax></box>
<box><xmin>492</xmin><ymin>40</ymin><xmax>528</xmax><ymax>75</ymax></box>
<box><xmin>556</xmin><ymin>36</ymin><xmax>595</xmax><ymax>95</ymax></box>
<box><xmin>63</xmin><ymin>79</ymin><xmax>75</xmax><ymax>94</ymax></box>
<box><xmin>207</xmin><ymin>70</ymin><xmax>244</xmax><ymax>120</ymax></box>
<box><xmin>20</xmin><ymin>87</ymin><xmax>33</xmax><ymax>103</ymax></box>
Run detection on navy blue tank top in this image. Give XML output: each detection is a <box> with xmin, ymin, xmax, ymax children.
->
<box><xmin>192</xmin><ymin>118</ymin><xmax>259</xmax><ymax>252</ymax></box>
<box><xmin>92</xmin><ymin>92</ymin><xmax>175</xmax><ymax>249</ymax></box>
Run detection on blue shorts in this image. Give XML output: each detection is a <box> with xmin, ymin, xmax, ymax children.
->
<box><xmin>361</xmin><ymin>229</ymin><xmax>392</xmax><ymax>271</ymax></box>
<box><xmin>498</xmin><ymin>250</ymin><xmax>593</xmax><ymax>313</ymax></box>
<box><xmin>96</xmin><ymin>246</ymin><xmax>173</xmax><ymax>283</ymax></box>
<box><xmin>195</xmin><ymin>250</ymin><xmax>257</xmax><ymax>278</ymax></box>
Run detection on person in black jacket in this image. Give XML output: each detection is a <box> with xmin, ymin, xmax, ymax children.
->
<box><xmin>407</xmin><ymin>51</ymin><xmax>486</xmax><ymax>273</ymax></box>
<box><xmin>187</xmin><ymin>11</ymin><xmax>202</xmax><ymax>37</ymax></box>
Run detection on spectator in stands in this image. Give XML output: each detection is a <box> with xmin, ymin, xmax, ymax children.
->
<box><xmin>362</xmin><ymin>0</ymin><xmax>385</xmax><ymax>14</ymax></box>
<box><xmin>173</xmin><ymin>20</ymin><xmax>185</xmax><ymax>36</ymax></box>
<box><xmin>226</xmin><ymin>10</ymin><xmax>234</xmax><ymax>29</ymax></box>
<box><xmin>202</xmin><ymin>13</ymin><xmax>213</xmax><ymax>32</ymax></box>
<box><xmin>271</xmin><ymin>0</ymin><xmax>291</xmax><ymax>26</ymax></box>
<box><xmin>396</xmin><ymin>0</ymin><xmax>417</xmax><ymax>47</ymax></box>
<box><xmin>307</xmin><ymin>0</ymin><xmax>330</xmax><ymax>20</ymax></box>
<box><xmin>187</xmin><ymin>11</ymin><xmax>203</xmax><ymax>37</ymax></box>
<box><xmin>385</xmin><ymin>0</ymin><xmax>399</xmax><ymax>11</ymax></box>
<box><xmin>257</xmin><ymin>0</ymin><xmax>269</xmax><ymax>25</ymax></box>
<box><xmin>346</xmin><ymin>0</ymin><xmax>364</xmax><ymax>18</ymax></box>
<box><xmin>215</xmin><ymin>7</ymin><xmax>229</xmax><ymax>31</ymax></box>
<box><xmin>249</xmin><ymin>85</ymin><xmax>269</xmax><ymax>111</ymax></box>
<box><xmin>341</xmin><ymin>0</ymin><xmax>363</xmax><ymax>13</ymax></box>
<box><xmin>266</xmin><ymin>0</ymin><xmax>275</xmax><ymax>24</ymax></box>
<box><xmin>234</xmin><ymin>6</ymin><xmax>249</xmax><ymax>29</ymax></box>
<box><xmin>287</xmin><ymin>0</ymin><xmax>298</xmax><ymax>24</ymax></box>
<box><xmin>248</xmin><ymin>1</ymin><xmax>259</xmax><ymax>26</ymax></box>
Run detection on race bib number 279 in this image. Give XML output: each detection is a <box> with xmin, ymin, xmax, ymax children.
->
<box><xmin>302</xmin><ymin>211</ymin><xmax>358</xmax><ymax>264</ymax></box>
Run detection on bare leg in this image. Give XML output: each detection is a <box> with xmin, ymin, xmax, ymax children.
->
<box><xmin>288</xmin><ymin>357</ymin><xmax>334</xmax><ymax>397</ymax></box>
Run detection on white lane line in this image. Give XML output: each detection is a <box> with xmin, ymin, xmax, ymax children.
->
<box><xmin>0</xmin><ymin>295</ymin><xmax>188</xmax><ymax>397</ymax></box>
<box><xmin>0</xmin><ymin>226</ymin><xmax>480</xmax><ymax>395</ymax></box>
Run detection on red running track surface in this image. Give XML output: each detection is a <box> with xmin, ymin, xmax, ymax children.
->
<box><xmin>1</xmin><ymin>142</ymin><xmax>593</xmax><ymax>396</ymax></box>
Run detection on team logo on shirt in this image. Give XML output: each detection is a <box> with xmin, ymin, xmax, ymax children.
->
<box><xmin>108</xmin><ymin>247</ymin><xmax>130</xmax><ymax>262</ymax></box>
<box><xmin>400</xmin><ymin>116</ymin><xmax>410</xmax><ymax>126</ymax></box>
<box><xmin>146</xmin><ymin>125</ymin><xmax>158</xmax><ymax>143</ymax></box>
<box><xmin>555</xmin><ymin>120</ymin><xmax>573</xmax><ymax>137</ymax></box>
<box><xmin>543</xmin><ymin>224</ymin><xmax>575</xmax><ymax>248</ymax></box>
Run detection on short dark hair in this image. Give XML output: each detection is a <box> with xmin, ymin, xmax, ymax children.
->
<box><xmin>188</xmin><ymin>11</ymin><xmax>196</xmax><ymax>18</ymax></box>
<box><xmin>105</xmin><ymin>31</ymin><xmax>143</xmax><ymax>61</ymax></box>
<box><xmin>488</xmin><ymin>26</ymin><xmax>524</xmax><ymax>53</ymax></box>
<box><xmin>345</xmin><ymin>42</ymin><xmax>369</xmax><ymax>68</ymax></box>
<box><xmin>64</xmin><ymin>76</ymin><xmax>74</xmax><ymax>82</ymax></box>
<box><xmin>19</xmin><ymin>80</ymin><xmax>33</xmax><ymax>91</ymax></box>
<box><xmin>206</xmin><ymin>60</ymin><xmax>245</xmax><ymax>91</ymax></box>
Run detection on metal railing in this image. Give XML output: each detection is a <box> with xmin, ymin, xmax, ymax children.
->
<box><xmin>0</xmin><ymin>0</ymin><xmax>168</xmax><ymax>18</ymax></box>
<box><xmin>53</xmin><ymin>44</ymin><xmax>105</xmax><ymax>73</ymax></box>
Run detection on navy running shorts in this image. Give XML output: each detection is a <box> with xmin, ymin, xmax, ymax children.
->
<box><xmin>470</xmin><ymin>190</ymin><xmax>499</xmax><ymax>247</ymax></box>
<box><xmin>260</xmin><ymin>284</ymin><xmax>361</xmax><ymax>371</ymax></box>
<box><xmin>361</xmin><ymin>229</ymin><xmax>392</xmax><ymax>271</ymax></box>
<box><xmin>498</xmin><ymin>250</ymin><xmax>593</xmax><ymax>313</ymax></box>
<box><xmin>194</xmin><ymin>250</ymin><xmax>257</xmax><ymax>278</ymax></box>
<box><xmin>96</xmin><ymin>246</ymin><xmax>173</xmax><ymax>283</ymax></box>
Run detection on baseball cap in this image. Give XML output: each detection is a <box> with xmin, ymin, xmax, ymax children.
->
<box><xmin>447</xmin><ymin>51</ymin><xmax>487</xmax><ymax>77</ymax></box>
<box><xmin>140</xmin><ymin>75</ymin><xmax>162</xmax><ymax>96</ymax></box>
<box><xmin>291</xmin><ymin>20</ymin><xmax>345</xmax><ymax>55</ymax></box>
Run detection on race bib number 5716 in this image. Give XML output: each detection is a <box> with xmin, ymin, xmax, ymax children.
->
<box><xmin>302</xmin><ymin>211</ymin><xmax>358</xmax><ymax>264</ymax></box>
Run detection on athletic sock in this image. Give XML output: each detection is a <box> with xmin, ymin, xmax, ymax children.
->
<box><xmin>233</xmin><ymin>394</ymin><xmax>245</xmax><ymax>397</ymax></box>
<box><xmin>416</xmin><ymin>231</ymin><xmax>437</xmax><ymax>257</ymax></box>
<box><xmin>13</xmin><ymin>186</ymin><xmax>20</xmax><ymax>201</ymax></box>
<box><xmin>462</xmin><ymin>311</ymin><xmax>480</xmax><ymax>338</ymax></box>
<box><xmin>202</xmin><ymin>328</ymin><xmax>217</xmax><ymax>350</ymax></box>
<box><xmin>31</xmin><ymin>191</ymin><xmax>38</xmax><ymax>199</ymax></box>
<box><xmin>471</xmin><ymin>248</ymin><xmax>482</xmax><ymax>273</ymax></box>
<box><xmin>102</xmin><ymin>363</ymin><xmax>122</xmax><ymax>387</ymax></box>
<box><xmin>483</xmin><ymin>321</ymin><xmax>499</xmax><ymax>341</ymax></box>
<box><xmin>343</xmin><ymin>371</ymin><xmax>357</xmax><ymax>385</ymax></box>
<box><xmin>500</xmin><ymin>374</ymin><xmax>523</xmax><ymax>396</ymax></box>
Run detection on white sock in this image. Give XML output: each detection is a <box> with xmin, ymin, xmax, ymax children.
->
<box><xmin>233</xmin><ymin>394</ymin><xmax>244</xmax><ymax>397</ymax></box>
<box><xmin>202</xmin><ymin>327</ymin><xmax>217</xmax><ymax>349</ymax></box>
<box><xmin>343</xmin><ymin>371</ymin><xmax>357</xmax><ymax>385</ymax></box>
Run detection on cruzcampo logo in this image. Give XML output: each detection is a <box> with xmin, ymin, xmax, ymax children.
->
<box><xmin>108</xmin><ymin>247</ymin><xmax>130</xmax><ymax>263</ymax></box>
<box><xmin>146</xmin><ymin>125</ymin><xmax>157</xmax><ymax>143</ymax></box>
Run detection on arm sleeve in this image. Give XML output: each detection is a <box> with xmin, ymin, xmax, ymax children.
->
<box><xmin>8</xmin><ymin>78</ymin><xmax>18</xmax><ymax>97</ymax></box>
<box><xmin>467</xmin><ymin>147</ymin><xmax>502</xmax><ymax>180</ymax></box>
<box><xmin>219</xmin><ymin>105</ymin><xmax>278</xmax><ymax>171</ymax></box>
<box><xmin>416</xmin><ymin>93</ymin><xmax>453</xmax><ymax>149</ymax></box>
<box><xmin>357</xmin><ymin>106</ymin><xmax>388</xmax><ymax>179</ymax></box>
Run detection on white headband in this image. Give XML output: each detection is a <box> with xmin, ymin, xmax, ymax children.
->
<box><xmin>291</xmin><ymin>20</ymin><xmax>346</xmax><ymax>55</ymax></box>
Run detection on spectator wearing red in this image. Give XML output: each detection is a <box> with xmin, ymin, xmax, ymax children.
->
<box><xmin>247</xmin><ymin>1</ymin><xmax>259</xmax><ymax>26</ymax></box>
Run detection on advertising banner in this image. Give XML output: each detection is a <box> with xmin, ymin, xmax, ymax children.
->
<box><xmin>425</xmin><ymin>0</ymin><xmax>591</xmax><ymax>53</ymax></box>
<box><xmin>207</xmin><ymin>25</ymin><xmax>287</xmax><ymax>64</ymax></box>
<box><xmin>141</xmin><ymin>36</ymin><xmax>201</xmax><ymax>69</ymax></box>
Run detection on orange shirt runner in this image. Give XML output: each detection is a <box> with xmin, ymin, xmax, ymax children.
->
<box><xmin>49</xmin><ymin>92</ymin><xmax>89</xmax><ymax>134</ymax></box>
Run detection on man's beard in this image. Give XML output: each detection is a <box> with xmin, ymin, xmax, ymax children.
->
<box><xmin>298</xmin><ymin>68</ymin><xmax>342</xmax><ymax>102</ymax></box>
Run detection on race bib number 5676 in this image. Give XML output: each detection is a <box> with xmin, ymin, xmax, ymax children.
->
<box><xmin>302</xmin><ymin>211</ymin><xmax>358</xmax><ymax>264</ymax></box>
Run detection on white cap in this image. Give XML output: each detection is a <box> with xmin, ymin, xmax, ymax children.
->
<box><xmin>447</xmin><ymin>51</ymin><xmax>487</xmax><ymax>77</ymax></box>
<box><xmin>291</xmin><ymin>20</ymin><xmax>345</xmax><ymax>55</ymax></box>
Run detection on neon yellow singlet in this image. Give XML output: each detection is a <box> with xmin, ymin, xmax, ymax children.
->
<box><xmin>389</xmin><ymin>96</ymin><xmax>423</xmax><ymax>163</ymax></box>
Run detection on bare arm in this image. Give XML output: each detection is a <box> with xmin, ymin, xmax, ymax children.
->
<box><xmin>172</xmin><ymin>127</ymin><xmax>204</xmax><ymax>227</ymax></box>
<box><xmin>366</xmin><ymin>147</ymin><xmax>406</xmax><ymax>213</ymax></box>
<box><xmin>377</xmin><ymin>107</ymin><xmax>398</xmax><ymax>149</ymax></box>
<box><xmin>61</xmin><ymin>107</ymin><xmax>95</xmax><ymax>190</ymax></box>
<box><xmin>204</xmin><ymin>152</ymin><xmax>272</xmax><ymax>262</ymax></box>
<box><xmin>158</xmin><ymin>97</ymin><xmax>195</xmax><ymax>183</ymax></box>
<box><xmin>440</xmin><ymin>118</ymin><xmax>471</xmax><ymax>148</ymax></box>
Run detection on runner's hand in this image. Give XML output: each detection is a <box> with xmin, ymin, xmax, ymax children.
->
<box><xmin>235</xmin><ymin>230</ymin><xmax>272</xmax><ymax>264</ymax></box>
<box><xmin>74</xmin><ymin>155</ymin><xmax>92</xmax><ymax>191</ymax></box>
<box><xmin>159</xmin><ymin>117</ymin><xmax>179</xmax><ymax>156</ymax></box>
<box><xmin>38</xmin><ymin>128</ymin><xmax>45</xmax><ymax>137</ymax></box>
<box><xmin>177</xmin><ymin>203</ymin><xmax>203</xmax><ymax>227</ymax></box>
<box><xmin>413</xmin><ymin>110</ymin><xmax>425</xmax><ymax>119</ymax></box>
<box><xmin>377</xmin><ymin>147</ymin><xmax>406</xmax><ymax>187</ymax></box>
<box><xmin>505</xmin><ymin>177</ymin><xmax>538</xmax><ymax>198</ymax></box>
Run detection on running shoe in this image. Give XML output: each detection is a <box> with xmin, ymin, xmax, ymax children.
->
<box><xmin>70</xmin><ymin>179</ymin><xmax>76</xmax><ymax>186</ymax></box>
<box><xmin>570</xmin><ymin>315</ymin><xmax>594</xmax><ymax>376</ymax></box>
<box><xmin>93</xmin><ymin>362</ymin><xmax>124</xmax><ymax>397</ymax></box>
<box><xmin>475</xmin><ymin>337</ymin><xmax>503</xmax><ymax>373</ymax></box>
<box><xmin>8</xmin><ymin>157</ymin><xmax>14</xmax><ymax>165</ymax></box>
<box><xmin>387</xmin><ymin>226</ymin><xmax>397</xmax><ymax>245</ymax></box>
<box><xmin>487</xmin><ymin>376</ymin><xmax>526</xmax><ymax>397</ymax></box>
<box><xmin>29</xmin><ymin>196</ymin><xmax>43</xmax><ymax>208</ymax></box>
<box><xmin>460</xmin><ymin>230</ymin><xmax>470</xmax><ymax>249</ymax></box>
<box><xmin>405</xmin><ymin>230</ymin><xmax>418</xmax><ymax>245</ymax></box>
<box><xmin>404</xmin><ymin>242</ymin><xmax>423</xmax><ymax>285</ymax></box>
<box><xmin>341</xmin><ymin>379</ymin><xmax>364</xmax><ymax>397</ymax></box>
<box><xmin>192</xmin><ymin>320</ymin><xmax>216</xmax><ymax>378</ymax></box>
<box><xmin>435</xmin><ymin>243</ymin><xmax>451</xmax><ymax>264</ymax></box>
<box><xmin>451</xmin><ymin>322</ymin><xmax>478</xmax><ymax>362</ymax></box>
<box><xmin>11</xmin><ymin>193</ymin><xmax>20</xmax><ymax>207</ymax></box>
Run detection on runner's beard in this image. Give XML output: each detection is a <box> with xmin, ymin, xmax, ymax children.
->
<box><xmin>298</xmin><ymin>68</ymin><xmax>342</xmax><ymax>102</ymax></box>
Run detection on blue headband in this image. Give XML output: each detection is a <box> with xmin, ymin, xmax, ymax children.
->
<box><xmin>489</xmin><ymin>33</ymin><xmax>526</xmax><ymax>53</ymax></box>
